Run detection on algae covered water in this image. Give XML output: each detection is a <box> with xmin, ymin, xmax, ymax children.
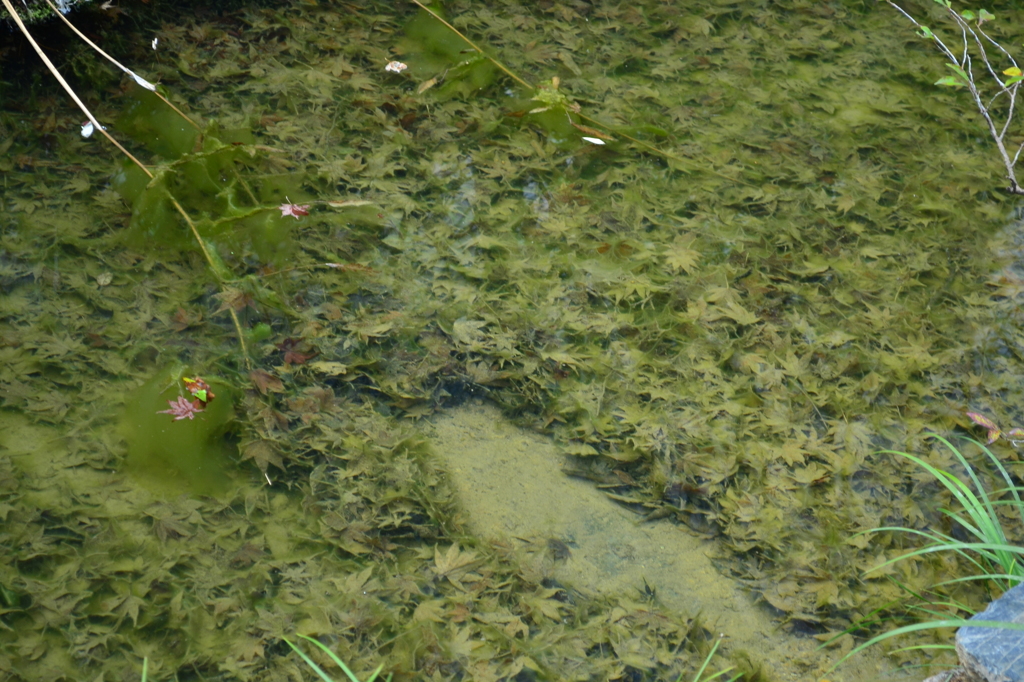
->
<box><xmin>2</xmin><ymin>0</ymin><xmax>1024</xmax><ymax>679</ymax></box>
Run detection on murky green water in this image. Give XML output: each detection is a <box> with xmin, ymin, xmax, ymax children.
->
<box><xmin>4</xmin><ymin>0</ymin><xmax>1024</xmax><ymax>679</ymax></box>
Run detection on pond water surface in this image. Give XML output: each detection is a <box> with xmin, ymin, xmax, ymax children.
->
<box><xmin>3</xmin><ymin>0</ymin><xmax>1024</xmax><ymax>680</ymax></box>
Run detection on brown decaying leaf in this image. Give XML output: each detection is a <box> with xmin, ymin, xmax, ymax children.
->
<box><xmin>250</xmin><ymin>369</ymin><xmax>285</xmax><ymax>394</ymax></box>
<box><xmin>241</xmin><ymin>441</ymin><xmax>285</xmax><ymax>473</ymax></box>
<box><xmin>275</xmin><ymin>338</ymin><xmax>317</xmax><ymax>365</ymax></box>
<box><xmin>570</xmin><ymin>121</ymin><xmax>615</xmax><ymax>141</ymax></box>
<box><xmin>214</xmin><ymin>288</ymin><xmax>255</xmax><ymax>313</ymax></box>
<box><xmin>170</xmin><ymin>306</ymin><xmax>203</xmax><ymax>331</ymax></box>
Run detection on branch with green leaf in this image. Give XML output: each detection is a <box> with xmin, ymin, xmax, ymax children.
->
<box><xmin>888</xmin><ymin>0</ymin><xmax>1024</xmax><ymax>194</ymax></box>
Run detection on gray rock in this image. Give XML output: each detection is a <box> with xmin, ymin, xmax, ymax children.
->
<box><xmin>956</xmin><ymin>582</ymin><xmax>1024</xmax><ymax>682</ymax></box>
<box><xmin>922</xmin><ymin>671</ymin><xmax>964</xmax><ymax>682</ymax></box>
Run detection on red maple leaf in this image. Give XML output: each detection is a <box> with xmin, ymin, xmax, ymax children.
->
<box><xmin>276</xmin><ymin>338</ymin><xmax>318</xmax><ymax>365</ymax></box>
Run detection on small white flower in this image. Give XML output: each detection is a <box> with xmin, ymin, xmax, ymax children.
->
<box><xmin>385</xmin><ymin>61</ymin><xmax>408</xmax><ymax>73</ymax></box>
<box><xmin>581</xmin><ymin>136</ymin><xmax>606</xmax><ymax>145</ymax></box>
<box><xmin>81</xmin><ymin>120</ymin><xmax>108</xmax><ymax>139</ymax></box>
<box><xmin>151</xmin><ymin>37</ymin><xmax>159</xmax><ymax>50</ymax></box>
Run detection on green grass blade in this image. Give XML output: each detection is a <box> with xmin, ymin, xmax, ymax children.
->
<box><xmin>864</xmin><ymin>536</ymin><xmax>1008</xmax><ymax>579</ymax></box>
<box><xmin>933</xmin><ymin>573</ymin><xmax>1023</xmax><ymax>589</ymax></box>
<box><xmin>931</xmin><ymin>437</ymin><xmax>1020</xmax><ymax>577</ymax></box>
<box><xmin>849</xmin><ymin>437</ymin><xmax>1024</xmax><ymax>670</ymax></box>
<box><xmin>881</xmin><ymin>450</ymin><xmax>989</xmax><ymax>537</ymax></box>
<box><xmin>690</xmin><ymin>636</ymin><xmax>721</xmax><ymax>682</ymax></box>
<box><xmin>289</xmin><ymin>634</ymin><xmax>386</xmax><ymax>682</ymax></box>
<box><xmin>830</xmin><ymin>618</ymin><xmax>1024</xmax><ymax>672</ymax></box>
<box><xmin>283</xmin><ymin>637</ymin><xmax>336</xmax><ymax>682</ymax></box>
<box><xmin>875</xmin><ymin>441</ymin><xmax>1024</xmax><ymax>585</ymax></box>
<box><xmin>890</xmin><ymin>644</ymin><xmax>956</xmax><ymax>653</ymax></box>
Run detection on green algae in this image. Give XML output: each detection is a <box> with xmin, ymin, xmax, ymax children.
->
<box><xmin>115</xmin><ymin>86</ymin><xmax>199</xmax><ymax>160</ymax></box>
<box><xmin>111</xmin><ymin>88</ymin><xmax>300</xmax><ymax>263</ymax></box>
<box><xmin>120</xmin><ymin>369</ymin><xmax>237</xmax><ymax>497</ymax></box>
<box><xmin>5</xmin><ymin>0</ymin><xmax>1024</xmax><ymax>680</ymax></box>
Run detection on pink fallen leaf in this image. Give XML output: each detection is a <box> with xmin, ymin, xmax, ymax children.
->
<box><xmin>278</xmin><ymin>203</ymin><xmax>310</xmax><ymax>219</ymax></box>
<box><xmin>158</xmin><ymin>395</ymin><xmax>205</xmax><ymax>421</ymax></box>
<box><xmin>967</xmin><ymin>411</ymin><xmax>1001</xmax><ymax>444</ymax></box>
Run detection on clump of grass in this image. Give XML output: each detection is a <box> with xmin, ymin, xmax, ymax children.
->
<box><xmin>135</xmin><ymin>640</ymin><xmax>387</xmax><ymax>682</ymax></box>
<box><xmin>682</xmin><ymin>634</ymin><xmax>743</xmax><ymax>682</ymax></box>
<box><xmin>283</xmin><ymin>635</ymin><xmax>391</xmax><ymax>682</ymax></box>
<box><xmin>874</xmin><ymin>436</ymin><xmax>1024</xmax><ymax>591</ymax></box>
<box><xmin>282</xmin><ymin>630</ymin><xmax>745</xmax><ymax>679</ymax></box>
<box><xmin>831</xmin><ymin>435</ymin><xmax>1024</xmax><ymax>669</ymax></box>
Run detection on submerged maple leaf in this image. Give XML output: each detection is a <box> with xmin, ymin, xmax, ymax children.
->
<box><xmin>157</xmin><ymin>395</ymin><xmax>205</xmax><ymax>421</ymax></box>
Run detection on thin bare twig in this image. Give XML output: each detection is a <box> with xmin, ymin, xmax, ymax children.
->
<box><xmin>887</xmin><ymin>0</ymin><xmax>1024</xmax><ymax>194</ymax></box>
<box><xmin>410</xmin><ymin>0</ymin><xmax>533</xmax><ymax>90</ymax></box>
<box><xmin>1</xmin><ymin>0</ymin><xmax>152</xmax><ymax>176</ymax></box>
<box><xmin>5</xmin><ymin>0</ymin><xmax>252</xmax><ymax>363</ymax></box>
<box><xmin>40</xmin><ymin>0</ymin><xmax>201</xmax><ymax>131</ymax></box>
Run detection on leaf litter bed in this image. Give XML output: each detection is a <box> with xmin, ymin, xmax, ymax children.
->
<box><xmin>3</xmin><ymin>0</ymin><xmax>1024</xmax><ymax>679</ymax></box>
<box><xmin>428</xmin><ymin>400</ymin><xmax>905</xmax><ymax>680</ymax></box>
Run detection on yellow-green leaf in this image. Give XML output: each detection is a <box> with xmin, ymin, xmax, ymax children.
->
<box><xmin>663</xmin><ymin>245</ymin><xmax>700</xmax><ymax>274</ymax></box>
<box><xmin>413</xmin><ymin>599</ymin><xmax>446</xmax><ymax>623</ymax></box>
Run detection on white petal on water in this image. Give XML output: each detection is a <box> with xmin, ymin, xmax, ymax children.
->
<box><xmin>132</xmin><ymin>73</ymin><xmax>157</xmax><ymax>91</ymax></box>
